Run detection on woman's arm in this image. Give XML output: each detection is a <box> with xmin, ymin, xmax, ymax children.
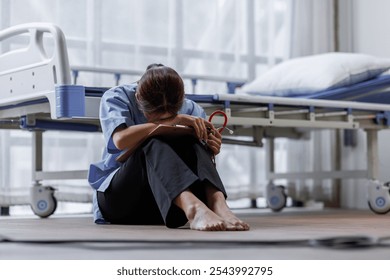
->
<box><xmin>112</xmin><ymin>113</ymin><xmax>205</xmax><ymax>151</ymax></box>
<box><xmin>113</xmin><ymin>113</ymin><xmax>222</xmax><ymax>155</ymax></box>
<box><xmin>112</xmin><ymin>123</ymin><xmax>158</xmax><ymax>151</ymax></box>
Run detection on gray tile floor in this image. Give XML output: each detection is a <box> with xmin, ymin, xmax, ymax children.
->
<box><xmin>1</xmin><ymin>208</ymin><xmax>389</xmax><ymax>260</ymax></box>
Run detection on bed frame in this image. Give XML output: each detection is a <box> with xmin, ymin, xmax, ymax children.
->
<box><xmin>1</xmin><ymin>23</ymin><xmax>390</xmax><ymax>217</ymax></box>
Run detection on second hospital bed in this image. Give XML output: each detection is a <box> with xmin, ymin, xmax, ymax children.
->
<box><xmin>1</xmin><ymin>23</ymin><xmax>390</xmax><ymax>217</ymax></box>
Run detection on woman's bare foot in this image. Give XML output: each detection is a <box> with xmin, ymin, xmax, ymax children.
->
<box><xmin>174</xmin><ymin>190</ymin><xmax>226</xmax><ymax>231</ymax></box>
<box><xmin>206</xmin><ymin>186</ymin><xmax>250</xmax><ymax>231</ymax></box>
<box><xmin>188</xmin><ymin>203</ymin><xmax>226</xmax><ymax>231</ymax></box>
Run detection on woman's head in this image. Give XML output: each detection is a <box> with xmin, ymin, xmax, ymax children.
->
<box><xmin>136</xmin><ymin>64</ymin><xmax>184</xmax><ymax>121</ymax></box>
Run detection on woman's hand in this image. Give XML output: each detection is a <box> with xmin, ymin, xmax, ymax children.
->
<box><xmin>206</xmin><ymin>128</ymin><xmax>222</xmax><ymax>155</ymax></box>
<box><xmin>174</xmin><ymin>114</ymin><xmax>214</xmax><ymax>142</ymax></box>
<box><xmin>174</xmin><ymin>114</ymin><xmax>222</xmax><ymax>155</ymax></box>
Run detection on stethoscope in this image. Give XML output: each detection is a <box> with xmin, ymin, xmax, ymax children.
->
<box><xmin>208</xmin><ymin>110</ymin><xmax>234</xmax><ymax>134</ymax></box>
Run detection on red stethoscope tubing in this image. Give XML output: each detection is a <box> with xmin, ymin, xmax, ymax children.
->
<box><xmin>208</xmin><ymin>110</ymin><xmax>228</xmax><ymax>133</ymax></box>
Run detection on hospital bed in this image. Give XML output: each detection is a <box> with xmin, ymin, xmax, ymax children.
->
<box><xmin>1</xmin><ymin>23</ymin><xmax>390</xmax><ymax>217</ymax></box>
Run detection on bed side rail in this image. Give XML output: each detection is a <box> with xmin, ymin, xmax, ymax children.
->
<box><xmin>190</xmin><ymin>93</ymin><xmax>390</xmax><ymax>130</ymax></box>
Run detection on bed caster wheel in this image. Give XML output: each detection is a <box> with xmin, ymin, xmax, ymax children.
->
<box><xmin>266</xmin><ymin>183</ymin><xmax>287</xmax><ymax>212</ymax></box>
<box><xmin>30</xmin><ymin>185</ymin><xmax>57</xmax><ymax>218</ymax></box>
<box><xmin>367</xmin><ymin>180</ymin><xmax>390</xmax><ymax>214</ymax></box>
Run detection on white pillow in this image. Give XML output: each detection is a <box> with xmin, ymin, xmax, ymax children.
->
<box><xmin>240</xmin><ymin>52</ymin><xmax>390</xmax><ymax>96</ymax></box>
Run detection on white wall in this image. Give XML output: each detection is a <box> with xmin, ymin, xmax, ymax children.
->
<box><xmin>351</xmin><ymin>0</ymin><xmax>390</xmax><ymax>57</ymax></box>
<box><xmin>339</xmin><ymin>0</ymin><xmax>390</xmax><ymax>208</ymax></box>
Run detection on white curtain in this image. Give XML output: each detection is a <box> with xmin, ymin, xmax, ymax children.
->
<box><xmin>264</xmin><ymin>0</ymin><xmax>370</xmax><ymax>209</ymax></box>
<box><xmin>279</xmin><ymin>0</ymin><xmax>337</xmax><ymax>204</ymax></box>
<box><xmin>289</xmin><ymin>0</ymin><xmax>335</xmax><ymax>57</ymax></box>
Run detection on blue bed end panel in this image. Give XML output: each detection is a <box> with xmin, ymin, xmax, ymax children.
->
<box><xmin>55</xmin><ymin>85</ymin><xmax>85</xmax><ymax>118</ymax></box>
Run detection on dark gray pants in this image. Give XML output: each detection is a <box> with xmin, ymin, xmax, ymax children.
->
<box><xmin>97</xmin><ymin>136</ymin><xmax>226</xmax><ymax>228</ymax></box>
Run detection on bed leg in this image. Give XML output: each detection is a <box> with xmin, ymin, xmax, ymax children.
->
<box><xmin>366</xmin><ymin>129</ymin><xmax>379</xmax><ymax>180</ymax></box>
<box><xmin>30</xmin><ymin>131</ymin><xmax>57</xmax><ymax>218</ymax></box>
<box><xmin>265</xmin><ymin>138</ymin><xmax>287</xmax><ymax>211</ymax></box>
<box><xmin>366</xmin><ymin>129</ymin><xmax>390</xmax><ymax>214</ymax></box>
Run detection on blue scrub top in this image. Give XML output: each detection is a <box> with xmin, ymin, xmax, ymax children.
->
<box><xmin>88</xmin><ymin>83</ymin><xmax>206</xmax><ymax>223</ymax></box>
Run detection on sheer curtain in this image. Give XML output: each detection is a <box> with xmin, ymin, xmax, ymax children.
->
<box><xmin>289</xmin><ymin>0</ymin><xmax>335</xmax><ymax>57</ymax></box>
<box><xmin>281</xmin><ymin>0</ymin><xmax>338</xmax><ymax>205</ymax></box>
